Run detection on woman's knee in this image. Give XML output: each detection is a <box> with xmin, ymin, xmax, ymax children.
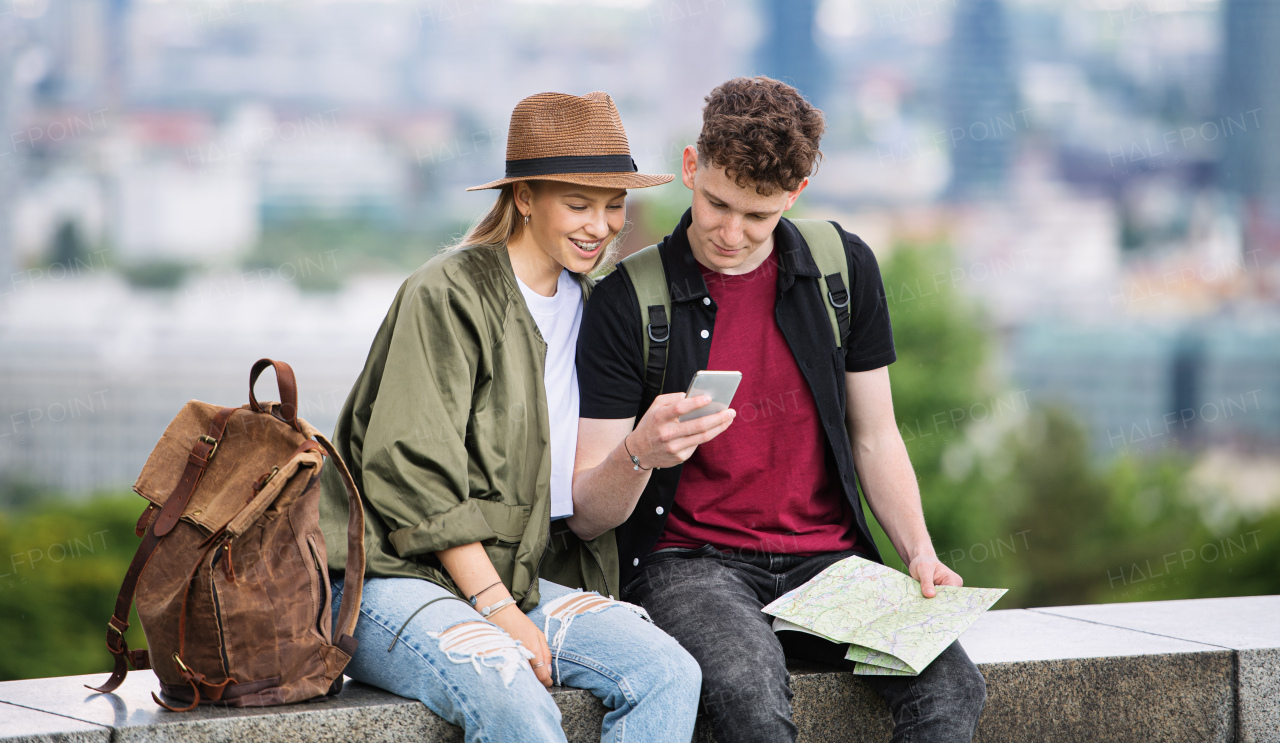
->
<box><xmin>479</xmin><ymin>676</ymin><xmax>563</xmax><ymax>729</ymax></box>
<box><xmin>667</xmin><ymin>639</ymin><xmax>703</xmax><ymax>692</ymax></box>
<box><xmin>626</xmin><ymin>627</ymin><xmax>703</xmax><ymax>704</ymax></box>
<box><xmin>408</xmin><ymin>620</ymin><xmax>563</xmax><ymax>731</ymax></box>
<box><xmin>544</xmin><ymin>594</ymin><xmax>701</xmax><ymax>703</ymax></box>
<box><xmin>445</xmin><ymin>655</ymin><xmax>564</xmax><ymax>738</ymax></box>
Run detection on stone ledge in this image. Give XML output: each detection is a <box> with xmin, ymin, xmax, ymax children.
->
<box><xmin>2</xmin><ymin>595</ymin><xmax>1275</xmax><ymax>743</ymax></box>
<box><xmin>0</xmin><ymin>706</ymin><xmax>108</xmax><ymax>743</ymax></box>
<box><xmin>1033</xmin><ymin>595</ymin><xmax>1280</xmax><ymax>743</ymax></box>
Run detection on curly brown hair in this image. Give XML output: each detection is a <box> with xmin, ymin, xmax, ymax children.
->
<box><xmin>696</xmin><ymin>76</ymin><xmax>825</xmax><ymax>195</ymax></box>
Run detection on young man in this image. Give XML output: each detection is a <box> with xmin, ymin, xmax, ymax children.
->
<box><xmin>568</xmin><ymin>77</ymin><xmax>987</xmax><ymax>742</ymax></box>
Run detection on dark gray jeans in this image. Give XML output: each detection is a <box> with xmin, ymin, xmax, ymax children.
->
<box><xmin>623</xmin><ymin>545</ymin><xmax>987</xmax><ymax>743</ymax></box>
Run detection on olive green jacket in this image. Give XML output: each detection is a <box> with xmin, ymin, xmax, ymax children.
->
<box><xmin>318</xmin><ymin>245</ymin><xmax>619</xmax><ymax>611</ymax></box>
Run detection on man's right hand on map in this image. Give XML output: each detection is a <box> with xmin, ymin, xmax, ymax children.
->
<box><xmin>908</xmin><ymin>553</ymin><xmax>965</xmax><ymax>598</ymax></box>
<box><xmin>762</xmin><ymin>555</ymin><xmax>1006</xmax><ymax>676</ymax></box>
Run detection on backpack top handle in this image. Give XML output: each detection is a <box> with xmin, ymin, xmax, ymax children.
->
<box><xmin>248</xmin><ymin>358</ymin><xmax>301</xmax><ymax>433</ymax></box>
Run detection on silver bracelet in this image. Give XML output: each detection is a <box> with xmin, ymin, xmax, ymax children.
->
<box><xmin>624</xmin><ymin>435</ymin><xmax>652</xmax><ymax>471</ymax></box>
<box><xmin>479</xmin><ymin>597</ymin><xmax>516</xmax><ymax>618</ymax></box>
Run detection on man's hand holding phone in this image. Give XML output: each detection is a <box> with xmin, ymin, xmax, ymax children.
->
<box><xmin>626</xmin><ymin>390</ymin><xmax>737</xmax><ymax>469</ymax></box>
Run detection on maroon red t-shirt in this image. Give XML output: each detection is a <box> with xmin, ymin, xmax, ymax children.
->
<box><xmin>653</xmin><ymin>247</ymin><xmax>857</xmax><ymax>555</ymax></box>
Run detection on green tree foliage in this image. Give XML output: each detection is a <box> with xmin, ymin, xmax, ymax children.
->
<box><xmin>1005</xmin><ymin>408</ymin><xmax>1212</xmax><ymax>607</ymax></box>
<box><xmin>873</xmin><ymin>242</ymin><xmax>1006</xmax><ymax>569</ymax></box>
<box><xmin>0</xmin><ymin>494</ymin><xmax>148</xmax><ymax>682</ymax></box>
<box><xmin>872</xmin><ymin>240</ymin><xmax>1279</xmax><ymax>610</ymax></box>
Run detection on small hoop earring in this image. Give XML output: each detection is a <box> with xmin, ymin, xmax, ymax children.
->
<box><xmin>523</xmin><ymin>214</ymin><xmax>530</xmax><ymax>226</ymax></box>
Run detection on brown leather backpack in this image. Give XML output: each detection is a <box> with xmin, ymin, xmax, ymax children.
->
<box><xmin>89</xmin><ymin>359</ymin><xmax>366</xmax><ymax>711</ymax></box>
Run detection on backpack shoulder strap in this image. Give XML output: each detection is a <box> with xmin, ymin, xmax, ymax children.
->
<box><xmin>792</xmin><ymin>219</ymin><xmax>851</xmax><ymax>349</ymax></box>
<box><xmin>619</xmin><ymin>244</ymin><xmax>671</xmax><ymax>406</ymax></box>
<box><xmin>618</xmin><ymin>224</ymin><xmax>848</xmax><ymax>402</ymax></box>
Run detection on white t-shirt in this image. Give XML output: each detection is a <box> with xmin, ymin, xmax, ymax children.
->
<box><xmin>515</xmin><ymin>269</ymin><xmax>582</xmax><ymax>520</ymax></box>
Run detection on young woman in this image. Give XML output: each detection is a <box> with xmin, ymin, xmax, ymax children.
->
<box><xmin>317</xmin><ymin>92</ymin><xmax>701</xmax><ymax>743</ymax></box>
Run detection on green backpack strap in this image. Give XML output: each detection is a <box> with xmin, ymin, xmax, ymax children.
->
<box><xmin>619</xmin><ymin>244</ymin><xmax>671</xmax><ymax>404</ymax></box>
<box><xmin>620</xmin><ymin>222</ymin><xmax>849</xmax><ymax>406</ymax></box>
<box><xmin>792</xmin><ymin>219</ymin><xmax>851</xmax><ymax>349</ymax></box>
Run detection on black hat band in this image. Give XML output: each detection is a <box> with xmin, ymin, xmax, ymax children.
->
<box><xmin>504</xmin><ymin>154</ymin><xmax>638</xmax><ymax>179</ymax></box>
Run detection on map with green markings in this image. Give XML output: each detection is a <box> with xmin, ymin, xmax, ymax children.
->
<box><xmin>763</xmin><ymin>555</ymin><xmax>1006</xmax><ymax>676</ymax></box>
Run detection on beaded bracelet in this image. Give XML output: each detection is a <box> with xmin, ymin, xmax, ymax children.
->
<box><xmin>468</xmin><ymin>580</ymin><xmax>504</xmax><ymax>607</ymax></box>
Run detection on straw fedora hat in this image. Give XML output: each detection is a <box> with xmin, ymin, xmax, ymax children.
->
<box><xmin>467</xmin><ymin>91</ymin><xmax>674</xmax><ymax>191</ymax></box>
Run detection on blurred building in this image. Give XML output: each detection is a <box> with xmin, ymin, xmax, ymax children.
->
<box><xmin>11</xmin><ymin>170</ymin><xmax>107</xmax><ymax>266</ymax></box>
<box><xmin>3</xmin><ymin>0</ymin><xmax>1280</xmax><ymax>492</ymax></box>
<box><xmin>0</xmin><ymin>39</ymin><xmax>16</xmax><ymax>281</ymax></box>
<box><xmin>1219</xmin><ymin>0</ymin><xmax>1280</xmax><ymax>267</ymax></box>
<box><xmin>113</xmin><ymin>161</ymin><xmax>258</xmax><ymax>261</ymax></box>
<box><xmin>757</xmin><ymin>0</ymin><xmax>826</xmax><ymax>106</ymax></box>
<box><xmin>258</xmin><ymin>125</ymin><xmax>407</xmax><ymax>226</ymax></box>
<box><xmin>31</xmin><ymin>0</ymin><xmax>113</xmax><ymax>109</ymax></box>
<box><xmin>0</xmin><ymin>274</ymin><xmax>400</xmax><ymax>494</ymax></box>
<box><xmin>1011</xmin><ymin>316</ymin><xmax>1280</xmax><ymax>459</ymax></box>
<box><xmin>945</xmin><ymin>0</ymin><xmax>1018</xmax><ymax>200</ymax></box>
<box><xmin>950</xmin><ymin>166</ymin><xmax>1122</xmax><ymax>325</ymax></box>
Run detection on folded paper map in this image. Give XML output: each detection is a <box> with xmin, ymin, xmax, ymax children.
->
<box><xmin>762</xmin><ymin>555</ymin><xmax>1006</xmax><ymax>676</ymax></box>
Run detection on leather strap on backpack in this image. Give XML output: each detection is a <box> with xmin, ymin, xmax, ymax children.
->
<box><xmin>88</xmin><ymin>405</ymin><xmax>236</xmax><ymax>695</ymax></box>
<box><xmin>249</xmin><ymin>358</ymin><xmax>301</xmax><ymax>433</ymax></box>
<box><xmin>313</xmin><ymin>431</ymin><xmax>365</xmax><ymax>655</ymax></box>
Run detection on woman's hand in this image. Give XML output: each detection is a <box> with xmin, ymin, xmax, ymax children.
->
<box><xmin>489</xmin><ymin>606</ymin><xmax>553</xmax><ymax>687</ymax></box>
<box><xmin>435</xmin><ymin>543</ymin><xmax>552</xmax><ymax>686</ymax></box>
<box><xmin>626</xmin><ymin>392</ymin><xmax>736</xmax><ymax>469</ymax></box>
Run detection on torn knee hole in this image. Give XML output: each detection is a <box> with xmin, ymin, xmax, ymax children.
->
<box><xmin>435</xmin><ymin>621</ymin><xmax>524</xmax><ymax>658</ymax></box>
<box><xmin>429</xmin><ymin>622</ymin><xmax>535</xmax><ymax>688</ymax></box>
<box><xmin>549</xmin><ymin>594</ymin><xmax>614</xmax><ymax>619</ymax></box>
<box><xmin>541</xmin><ymin>592</ymin><xmax>651</xmax><ymax>685</ymax></box>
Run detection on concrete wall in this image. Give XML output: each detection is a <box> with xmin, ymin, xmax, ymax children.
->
<box><xmin>2</xmin><ymin>595</ymin><xmax>1277</xmax><ymax>743</ymax></box>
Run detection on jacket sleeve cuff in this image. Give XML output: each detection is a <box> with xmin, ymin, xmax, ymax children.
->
<box><xmin>387</xmin><ymin>499</ymin><xmax>497</xmax><ymax>557</ymax></box>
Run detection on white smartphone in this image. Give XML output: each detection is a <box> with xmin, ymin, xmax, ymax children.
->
<box><xmin>678</xmin><ymin>371</ymin><xmax>743</xmax><ymax>422</ymax></box>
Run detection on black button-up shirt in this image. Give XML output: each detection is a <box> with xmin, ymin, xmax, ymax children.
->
<box><xmin>578</xmin><ymin>208</ymin><xmax>897</xmax><ymax>588</ymax></box>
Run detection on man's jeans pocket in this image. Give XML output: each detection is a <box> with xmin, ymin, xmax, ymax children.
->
<box><xmin>625</xmin><ymin>544</ymin><xmax>720</xmax><ymax>597</ymax></box>
<box><xmin>647</xmin><ymin>544</ymin><xmax>719</xmax><ymax>563</ymax></box>
<box><xmin>650</xmin><ymin>547</ymin><xmax>698</xmax><ymax>557</ymax></box>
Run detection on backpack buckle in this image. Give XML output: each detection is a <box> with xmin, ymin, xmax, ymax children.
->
<box><xmin>647</xmin><ymin>323</ymin><xmax>670</xmax><ymax>343</ymax></box>
<box><xmin>172</xmin><ymin>654</ymin><xmax>194</xmax><ymax>676</ymax></box>
<box><xmin>198</xmin><ymin>435</ymin><xmax>219</xmax><ymax>461</ymax></box>
<box><xmin>828</xmin><ymin>289</ymin><xmax>849</xmax><ymax>309</ymax></box>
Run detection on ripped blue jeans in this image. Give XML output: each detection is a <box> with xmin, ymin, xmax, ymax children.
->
<box><xmin>330</xmin><ymin>577</ymin><xmax>701</xmax><ymax>743</ymax></box>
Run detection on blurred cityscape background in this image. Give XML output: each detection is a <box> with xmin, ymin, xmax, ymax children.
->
<box><xmin>2</xmin><ymin>0</ymin><xmax>1279</xmax><ymax>680</ymax></box>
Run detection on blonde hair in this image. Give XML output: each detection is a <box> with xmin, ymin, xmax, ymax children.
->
<box><xmin>448</xmin><ymin>181</ymin><xmax>626</xmax><ymax>275</ymax></box>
